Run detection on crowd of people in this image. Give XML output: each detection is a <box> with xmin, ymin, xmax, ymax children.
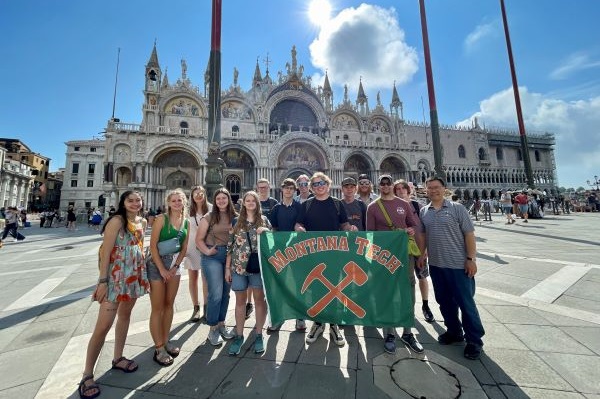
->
<box><xmin>77</xmin><ymin>172</ymin><xmax>487</xmax><ymax>399</ymax></box>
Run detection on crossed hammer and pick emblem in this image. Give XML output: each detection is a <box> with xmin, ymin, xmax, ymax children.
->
<box><xmin>301</xmin><ymin>262</ymin><xmax>368</xmax><ymax>318</ymax></box>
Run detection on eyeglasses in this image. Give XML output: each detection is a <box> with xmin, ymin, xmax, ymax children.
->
<box><xmin>257</xmin><ymin>186</ymin><xmax>269</xmax><ymax>190</ymax></box>
<box><xmin>379</xmin><ymin>181</ymin><xmax>392</xmax><ymax>186</ymax></box>
<box><xmin>298</xmin><ymin>182</ymin><xmax>309</xmax><ymax>187</ymax></box>
<box><xmin>312</xmin><ymin>181</ymin><xmax>328</xmax><ymax>187</ymax></box>
<box><xmin>359</xmin><ymin>181</ymin><xmax>371</xmax><ymax>186</ymax></box>
<box><xmin>193</xmin><ymin>192</ymin><xmax>205</xmax><ymax>197</ymax></box>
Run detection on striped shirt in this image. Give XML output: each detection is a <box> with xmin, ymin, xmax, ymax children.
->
<box><xmin>420</xmin><ymin>199</ymin><xmax>475</xmax><ymax>269</ymax></box>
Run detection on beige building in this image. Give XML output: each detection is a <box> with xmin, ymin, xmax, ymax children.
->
<box><xmin>68</xmin><ymin>44</ymin><xmax>557</xmax><ymax>210</ymax></box>
<box><xmin>59</xmin><ymin>140</ymin><xmax>105</xmax><ymax>211</ymax></box>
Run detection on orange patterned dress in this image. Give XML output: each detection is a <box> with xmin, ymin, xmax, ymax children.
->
<box><xmin>107</xmin><ymin>221</ymin><xmax>150</xmax><ymax>302</ymax></box>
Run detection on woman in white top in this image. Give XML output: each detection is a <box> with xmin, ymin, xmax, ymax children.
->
<box><xmin>185</xmin><ymin>185</ymin><xmax>212</xmax><ymax>322</ymax></box>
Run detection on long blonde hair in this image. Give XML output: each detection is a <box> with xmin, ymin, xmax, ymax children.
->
<box><xmin>233</xmin><ymin>191</ymin><xmax>265</xmax><ymax>235</ymax></box>
<box><xmin>165</xmin><ymin>188</ymin><xmax>188</xmax><ymax>218</ymax></box>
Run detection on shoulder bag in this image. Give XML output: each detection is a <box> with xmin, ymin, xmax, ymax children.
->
<box><xmin>376</xmin><ymin>199</ymin><xmax>421</xmax><ymax>257</ymax></box>
<box><xmin>245</xmin><ymin>230</ymin><xmax>260</xmax><ymax>274</ymax></box>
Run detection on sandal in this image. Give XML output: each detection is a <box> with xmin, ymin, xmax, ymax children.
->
<box><xmin>165</xmin><ymin>342</ymin><xmax>180</xmax><ymax>358</ymax></box>
<box><xmin>111</xmin><ymin>356</ymin><xmax>138</xmax><ymax>373</ymax></box>
<box><xmin>153</xmin><ymin>346</ymin><xmax>173</xmax><ymax>367</ymax></box>
<box><xmin>78</xmin><ymin>375</ymin><xmax>100</xmax><ymax>399</ymax></box>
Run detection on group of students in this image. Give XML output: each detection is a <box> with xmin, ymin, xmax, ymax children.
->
<box><xmin>78</xmin><ymin>172</ymin><xmax>486</xmax><ymax>399</ymax></box>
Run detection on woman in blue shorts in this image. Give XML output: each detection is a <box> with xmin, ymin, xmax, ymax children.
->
<box><xmin>225</xmin><ymin>191</ymin><xmax>271</xmax><ymax>356</ymax></box>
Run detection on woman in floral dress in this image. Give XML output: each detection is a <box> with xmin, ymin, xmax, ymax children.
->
<box><xmin>78</xmin><ymin>190</ymin><xmax>149</xmax><ymax>399</ymax></box>
<box><xmin>225</xmin><ymin>190</ymin><xmax>271</xmax><ymax>356</ymax></box>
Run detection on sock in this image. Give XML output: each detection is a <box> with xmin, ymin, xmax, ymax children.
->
<box><xmin>422</xmin><ymin>300</ymin><xmax>430</xmax><ymax>309</ymax></box>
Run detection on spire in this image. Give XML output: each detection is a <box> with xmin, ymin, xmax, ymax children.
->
<box><xmin>391</xmin><ymin>81</ymin><xmax>401</xmax><ymax>107</ymax></box>
<box><xmin>161</xmin><ymin>68</ymin><xmax>169</xmax><ymax>88</ymax></box>
<box><xmin>356</xmin><ymin>77</ymin><xmax>367</xmax><ymax>103</ymax></box>
<box><xmin>252</xmin><ymin>57</ymin><xmax>263</xmax><ymax>87</ymax></box>
<box><xmin>323</xmin><ymin>71</ymin><xmax>332</xmax><ymax>94</ymax></box>
<box><xmin>147</xmin><ymin>41</ymin><xmax>160</xmax><ymax>69</ymax></box>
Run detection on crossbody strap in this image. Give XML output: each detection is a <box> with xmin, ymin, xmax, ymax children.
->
<box><xmin>376</xmin><ymin>199</ymin><xmax>396</xmax><ymax>230</ymax></box>
<box><xmin>245</xmin><ymin>231</ymin><xmax>255</xmax><ymax>253</ymax></box>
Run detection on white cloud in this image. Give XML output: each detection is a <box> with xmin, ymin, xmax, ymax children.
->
<box><xmin>309</xmin><ymin>4</ymin><xmax>418</xmax><ymax>89</ymax></box>
<box><xmin>464</xmin><ymin>19</ymin><xmax>500</xmax><ymax>53</ymax></box>
<box><xmin>458</xmin><ymin>87</ymin><xmax>600</xmax><ymax>188</ymax></box>
<box><xmin>550</xmin><ymin>52</ymin><xmax>600</xmax><ymax>80</ymax></box>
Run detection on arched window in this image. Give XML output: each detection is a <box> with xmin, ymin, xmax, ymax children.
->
<box><xmin>458</xmin><ymin>145</ymin><xmax>466</xmax><ymax>158</ymax></box>
<box><xmin>232</xmin><ymin>125</ymin><xmax>239</xmax><ymax>133</ymax></box>
<box><xmin>534</xmin><ymin>150</ymin><xmax>541</xmax><ymax>162</ymax></box>
<box><xmin>496</xmin><ymin>147</ymin><xmax>503</xmax><ymax>160</ymax></box>
<box><xmin>179</xmin><ymin>121</ymin><xmax>189</xmax><ymax>135</ymax></box>
<box><xmin>478</xmin><ymin>147</ymin><xmax>486</xmax><ymax>161</ymax></box>
<box><xmin>343</xmin><ymin>134</ymin><xmax>349</xmax><ymax>140</ymax></box>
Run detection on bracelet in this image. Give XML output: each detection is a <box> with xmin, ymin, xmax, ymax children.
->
<box><xmin>174</xmin><ymin>264</ymin><xmax>180</xmax><ymax>269</ymax></box>
<box><xmin>98</xmin><ymin>277</ymin><xmax>108</xmax><ymax>284</ymax></box>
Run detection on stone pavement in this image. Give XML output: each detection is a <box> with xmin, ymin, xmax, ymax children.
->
<box><xmin>0</xmin><ymin>212</ymin><xmax>599</xmax><ymax>398</ymax></box>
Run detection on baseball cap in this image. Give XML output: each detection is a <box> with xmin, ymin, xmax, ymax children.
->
<box><xmin>341</xmin><ymin>177</ymin><xmax>357</xmax><ymax>186</ymax></box>
<box><xmin>357</xmin><ymin>174</ymin><xmax>370</xmax><ymax>182</ymax></box>
<box><xmin>378</xmin><ymin>174</ymin><xmax>393</xmax><ymax>184</ymax></box>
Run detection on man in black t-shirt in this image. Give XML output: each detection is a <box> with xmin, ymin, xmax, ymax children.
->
<box><xmin>340</xmin><ymin>177</ymin><xmax>366</xmax><ymax>231</ymax></box>
<box><xmin>295</xmin><ymin>172</ymin><xmax>357</xmax><ymax>347</ymax></box>
<box><xmin>257</xmin><ymin>178</ymin><xmax>279</xmax><ymax>219</ymax></box>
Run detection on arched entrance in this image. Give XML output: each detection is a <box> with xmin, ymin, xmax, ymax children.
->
<box><xmin>221</xmin><ymin>148</ymin><xmax>256</xmax><ymax>196</ymax></box>
<box><xmin>380</xmin><ymin>156</ymin><xmax>408</xmax><ymax>181</ymax></box>
<box><xmin>154</xmin><ymin>149</ymin><xmax>200</xmax><ymax>191</ymax></box>
<box><xmin>344</xmin><ymin>153</ymin><xmax>372</xmax><ymax>178</ymax></box>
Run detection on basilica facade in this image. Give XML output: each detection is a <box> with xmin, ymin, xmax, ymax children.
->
<box><xmin>92</xmin><ymin>44</ymin><xmax>556</xmax><ymax>210</ymax></box>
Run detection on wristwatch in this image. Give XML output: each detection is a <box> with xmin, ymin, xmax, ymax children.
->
<box><xmin>466</xmin><ymin>257</ymin><xmax>476</xmax><ymax>261</ymax></box>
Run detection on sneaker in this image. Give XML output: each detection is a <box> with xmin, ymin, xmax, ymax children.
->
<box><xmin>437</xmin><ymin>331</ymin><xmax>464</xmax><ymax>345</ymax></box>
<box><xmin>305</xmin><ymin>322</ymin><xmax>325</xmax><ymax>344</ymax></box>
<box><xmin>228</xmin><ymin>335</ymin><xmax>244</xmax><ymax>356</ymax></box>
<box><xmin>189</xmin><ymin>305</ymin><xmax>201</xmax><ymax>322</ymax></box>
<box><xmin>267</xmin><ymin>321</ymin><xmax>284</xmax><ymax>332</ymax></box>
<box><xmin>422</xmin><ymin>306</ymin><xmax>435</xmax><ymax>323</ymax></box>
<box><xmin>464</xmin><ymin>343</ymin><xmax>482</xmax><ymax>360</ymax></box>
<box><xmin>207</xmin><ymin>328</ymin><xmax>223</xmax><ymax>346</ymax></box>
<box><xmin>295</xmin><ymin>319</ymin><xmax>306</xmax><ymax>331</ymax></box>
<box><xmin>523</xmin><ymin>219</ymin><xmax>528</xmax><ymax>223</ymax></box>
<box><xmin>401</xmin><ymin>333</ymin><xmax>424</xmax><ymax>354</ymax></box>
<box><xmin>383</xmin><ymin>334</ymin><xmax>396</xmax><ymax>354</ymax></box>
<box><xmin>219</xmin><ymin>325</ymin><xmax>235</xmax><ymax>340</ymax></box>
<box><xmin>254</xmin><ymin>334</ymin><xmax>265</xmax><ymax>354</ymax></box>
<box><xmin>329</xmin><ymin>324</ymin><xmax>346</xmax><ymax>346</ymax></box>
<box><xmin>245</xmin><ymin>302</ymin><xmax>254</xmax><ymax>319</ymax></box>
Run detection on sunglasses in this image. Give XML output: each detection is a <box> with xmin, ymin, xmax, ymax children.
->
<box><xmin>379</xmin><ymin>181</ymin><xmax>392</xmax><ymax>186</ymax></box>
<box><xmin>298</xmin><ymin>182</ymin><xmax>309</xmax><ymax>187</ymax></box>
<box><xmin>312</xmin><ymin>181</ymin><xmax>328</xmax><ymax>187</ymax></box>
<box><xmin>359</xmin><ymin>181</ymin><xmax>371</xmax><ymax>186</ymax></box>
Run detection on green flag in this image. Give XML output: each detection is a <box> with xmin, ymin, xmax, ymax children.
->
<box><xmin>259</xmin><ymin>231</ymin><xmax>413</xmax><ymax>327</ymax></box>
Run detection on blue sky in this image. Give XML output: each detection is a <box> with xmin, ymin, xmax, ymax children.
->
<box><xmin>1</xmin><ymin>0</ymin><xmax>599</xmax><ymax>189</ymax></box>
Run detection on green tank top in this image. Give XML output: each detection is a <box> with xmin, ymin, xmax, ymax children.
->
<box><xmin>159</xmin><ymin>214</ymin><xmax>189</xmax><ymax>244</ymax></box>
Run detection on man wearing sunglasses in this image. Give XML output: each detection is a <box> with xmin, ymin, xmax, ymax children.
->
<box><xmin>366</xmin><ymin>174</ymin><xmax>425</xmax><ymax>355</ymax></box>
<box><xmin>295</xmin><ymin>172</ymin><xmax>358</xmax><ymax>346</ymax></box>
<box><xmin>357</xmin><ymin>173</ymin><xmax>377</xmax><ymax>205</ymax></box>
<box><xmin>293</xmin><ymin>174</ymin><xmax>313</xmax><ymax>203</ymax></box>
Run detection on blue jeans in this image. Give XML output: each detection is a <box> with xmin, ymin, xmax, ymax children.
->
<box><xmin>201</xmin><ymin>246</ymin><xmax>230</xmax><ymax>326</ymax></box>
<box><xmin>429</xmin><ymin>265</ymin><xmax>485</xmax><ymax>347</ymax></box>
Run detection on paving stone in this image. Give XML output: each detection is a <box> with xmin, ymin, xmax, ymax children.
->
<box><xmin>0</xmin><ymin>341</ymin><xmax>65</xmax><ymax>391</ymax></box>
<box><xmin>10</xmin><ymin>314</ymin><xmax>82</xmax><ymax>348</ymax></box>
<box><xmin>537</xmin><ymin>352</ymin><xmax>600</xmax><ymax>394</ymax></box>
<box><xmin>500</xmin><ymin>385</ymin><xmax>585</xmax><ymax>398</ymax></box>
<box><xmin>0</xmin><ymin>379</ymin><xmax>42</xmax><ymax>399</ymax></box>
<box><xmin>481</xmin><ymin>348</ymin><xmax>572</xmax><ymax>390</ymax></box>
<box><xmin>483</xmin><ymin>305</ymin><xmax>552</xmax><ymax>325</ymax></box>
<box><xmin>483</xmin><ymin>260</ymin><xmax>563</xmax><ymax>281</ymax></box>
<box><xmin>283</xmin><ymin>363</ymin><xmax>356</xmax><ymax>399</ymax></box>
<box><xmin>561</xmin><ymin>326</ymin><xmax>600</xmax><ymax>355</ymax></box>
<box><xmin>532</xmin><ymin>309</ymin><xmax>600</xmax><ymax>327</ymax></box>
<box><xmin>479</xmin><ymin>322</ymin><xmax>528</xmax><ymax>350</ymax></box>
<box><xmin>477</xmin><ymin>273</ymin><xmax>540</xmax><ymax>296</ymax></box>
<box><xmin>505</xmin><ymin>324</ymin><xmax>594</xmax><ymax>354</ymax></box>
<box><xmin>555</xmin><ymin>294</ymin><xmax>600</xmax><ymax>314</ymax></box>
<box><xmin>297</xmin><ymin>327</ymin><xmax>358</xmax><ymax>369</ymax></box>
<box><xmin>564</xmin><ymin>278</ymin><xmax>600</xmax><ymax>302</ymax></box>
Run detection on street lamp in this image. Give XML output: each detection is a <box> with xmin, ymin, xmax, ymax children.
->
<box><xmin>587</xmin><ymin>175</ymin><xmax>599</xmax><ymax>191</ymax></box>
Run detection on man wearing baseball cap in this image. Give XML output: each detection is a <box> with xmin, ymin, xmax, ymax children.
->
<box><xmin>341</xmin><ymin>177</ymin><xmax>366</xmax><ymax>231</ymax></box>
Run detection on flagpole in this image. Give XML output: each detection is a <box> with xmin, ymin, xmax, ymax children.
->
<box><xmin>418</xmin><ymin>0</ymin><xmax>445</xmax><ymax>180</ymax></box>
<box><xmin>205</xmin><ymin>0</ymin><xmax>225</xmax><ymax>198</ymax></box>
<box><xmin>500</xmin><ymin>0</ymin><xmax>534</xmax><ymax>188</ymax></box>
<box><xmin>111</xmin><ymin>48</ymin><xmax>120</xmax><ymax>121</ymax></box>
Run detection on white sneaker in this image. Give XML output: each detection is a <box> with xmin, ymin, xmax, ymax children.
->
<box><xmin>306</xmin><ymin>322</ymin><xmax>325</xmax><ymax>344</ymax></box>
<box><xmin>329</xmin><ymin>324</ymin><xmax>345</xmax><ymax>346</ymax></box>
<box><xmin>219</xmin><ymin>325</ymin><xmax>235</xmax><ymax>340</ymax></box>
<box><xmin>207</xmin><ymin>328</ymin><xmax>223</xmax><ymax>346</ymax></box>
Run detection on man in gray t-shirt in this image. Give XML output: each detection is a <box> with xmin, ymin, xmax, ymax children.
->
<box><xmin>419</xmin><ymin>177</ymin><xmax>485</xmax><ymax>361</ymax></box>
<box><xmin>340</xmin><ymin>177</ymin><xmax>366</xmax><ymax>231</ymax></box>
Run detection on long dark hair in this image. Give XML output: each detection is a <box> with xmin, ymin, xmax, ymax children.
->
<box><xmin>190</xmin><ymin>185</ymin><xmax>210</xmax><ymax>217</ymax></box>
<box><xmin>233</xmin><ymin>191</ymin><xmax>265</xmax><ymax>235</ymax></box>
<box><xmin>208</xmin><ymin>187</ymin><xmax>237</xmax><ymax>227</ymax></box>
<box><xmin>101</xmin><ymin>190</ymin><xmax>143</xmax><ymax>234</ymax></box>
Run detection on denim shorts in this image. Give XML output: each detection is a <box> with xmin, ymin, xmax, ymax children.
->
<box><xmin>518</xmin><ymin>204</ymin><xmax>529</xmax><ymax>214</ymax></box>
<box><xmin>231</xmin><ymin>271</ymin><xmax>263</xmax><ymax>291</ymax></box>
<box><xmin>147</xmin><ymin>254</ymin><xmax>179</xmax><ymax>280</ymax></box>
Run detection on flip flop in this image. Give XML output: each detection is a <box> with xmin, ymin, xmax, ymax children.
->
<box><xmin>78</xmin><ymin>375</ymin><xmax>100</xmax><ymax>399</ymax></box>
<box><xmin>111</xmin><ymin>356</ymin><xmax>138</xmax><ymax>373</ymax></box>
